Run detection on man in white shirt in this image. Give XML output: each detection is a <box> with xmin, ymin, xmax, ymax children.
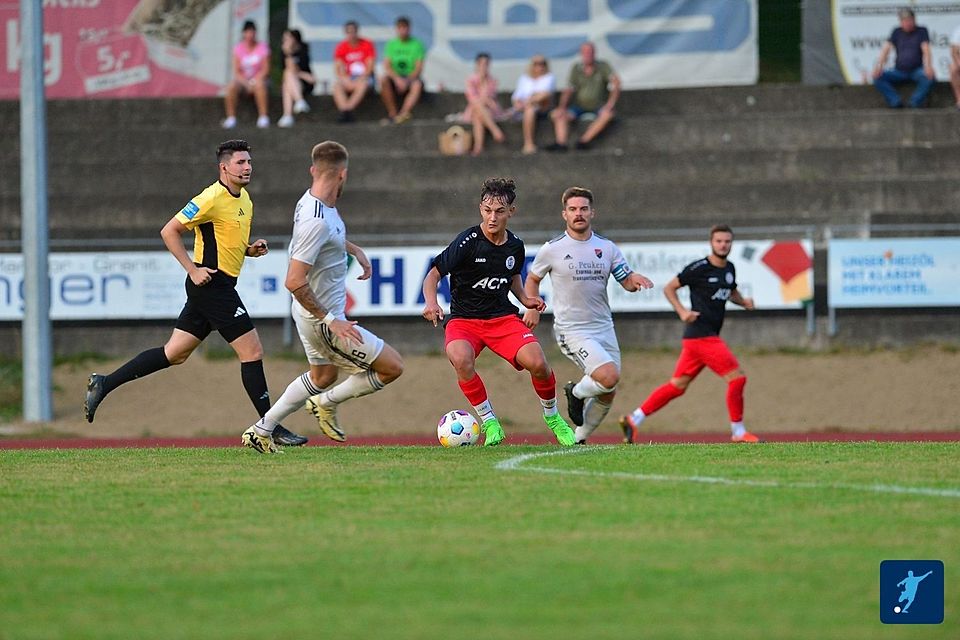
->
<box><xmin>523</xmin><ymin>187</ymin><xmax>652</xmax><ymax>444</ymax></box>
<box><xmin>242</xmin><ymin>141</ymin><xmax>404</xmax><ymax>453</ymax></box>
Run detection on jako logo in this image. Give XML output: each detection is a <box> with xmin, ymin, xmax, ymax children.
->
<box><xmin>472</xmin><ymin>277</ymin><xmax>509</xmax><ymax>290</ymax></box>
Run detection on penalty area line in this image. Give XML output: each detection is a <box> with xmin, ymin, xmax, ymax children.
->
<box><xmin>494</xmin><ymin>448</ymin><xmax>960</xmax><ymax>499</ymax></box>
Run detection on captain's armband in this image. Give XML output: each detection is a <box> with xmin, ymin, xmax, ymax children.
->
<box><xmin>611</xmin><ymin>263</ymin><xmax>633</xmax><ymax>283</ymax></box>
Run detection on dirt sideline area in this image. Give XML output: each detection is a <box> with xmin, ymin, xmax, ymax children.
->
<box><xmin>2</xmin><ymin>346</ymin><xmax>959</xmax><ymax>443</ymax></box>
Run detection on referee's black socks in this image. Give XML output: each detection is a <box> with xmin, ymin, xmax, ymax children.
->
<box><xmin>240</xmin><ymin>360</ymin><xmax>272</xmax><ymax>417</ymax></box>
<box><xmin>103</xmin><ymin>347</ymin><xmax>171</xmax><ymax>395</ymax></box>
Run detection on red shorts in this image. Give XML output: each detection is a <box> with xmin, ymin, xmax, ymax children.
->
<box><xmin>445</xmin><ymin>316</ymin><xmax>540</xmax><ymax>371</ymax></box>
<box><xmin>672</xmin><ymin>336</ymin><xmax>740</xmax><ymax>379</ymax></box>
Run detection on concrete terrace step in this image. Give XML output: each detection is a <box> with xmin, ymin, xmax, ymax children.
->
<box><xmin>6</xmin><ymin>145</ymin><xmax>960</xmax><ymax>198</ymax></box>
<box><xmin>4</xmin><ymin>178</ymin><xmax>959</xmax><ymax>241</ymax></box>
<box><xmin>3</xmin><ymin>82</ymin><xmax>958</xmax><ymax>130</ymax></box>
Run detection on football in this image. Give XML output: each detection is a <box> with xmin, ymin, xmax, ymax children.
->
<box><xmin>437</xmin><ymin>410</ymin><xmax>480</xmax><ymax>447</ymax></box>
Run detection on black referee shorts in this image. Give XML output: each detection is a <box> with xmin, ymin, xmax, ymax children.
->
<box><xmin>174</xmin><ymin>270</ymin><xmax>255</xmax><ymax>343</ymax></box>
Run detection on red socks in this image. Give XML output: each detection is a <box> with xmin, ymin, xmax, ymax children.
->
<box><xmin>458</xmin><ymin>374</ymin><xmax>488</xmax><ymax>406</ymax></box>
<box><xmin>726</xmin><ymin>376</ymin><xmax>746</xmax><ymax>423</ymax></box>
<box><xmin>640</xmin><ymin>382</ymin><xmax>685</xmax><ymax>416</ymax></box>
<box><xmin>531</xmin><ymin>371</ymin><xmax>557</xmax><ymax>400</ymax></box>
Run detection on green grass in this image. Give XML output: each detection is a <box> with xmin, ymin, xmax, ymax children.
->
<box><xmin>1</xmin><ymin>443</ymin><xmax>957</xmax><ymax>640</ymax></box>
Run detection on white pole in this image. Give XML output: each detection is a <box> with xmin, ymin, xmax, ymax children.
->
<box><xmin>20</xmin><ymin>0</ymin><xmax>53</xmax><ymax>422</ymax></box>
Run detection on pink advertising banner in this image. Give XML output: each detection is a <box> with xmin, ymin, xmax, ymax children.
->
<box><xmin>1</xmin><ymin>0</ymin><xmax>267</xmax><ymax>99</ymax></box>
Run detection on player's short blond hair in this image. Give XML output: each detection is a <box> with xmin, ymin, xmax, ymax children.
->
<box><xmin>311</xmin><ymin>141</ymin><xmax>349</xmax><ymax>174</ymax></box>
<box><xmin>562</xmin><ymin>187</ymin><xmax>593</xmax><ymax>207</ymax></box>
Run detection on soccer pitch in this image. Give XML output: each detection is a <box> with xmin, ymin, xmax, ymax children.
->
<box><xmin>1</xmin><ymin>443</ymin><xmax>956</xmax><ymax>640</ymax></box>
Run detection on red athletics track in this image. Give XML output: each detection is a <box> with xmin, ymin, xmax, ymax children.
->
<box><xmin>1</xmin><ymin>432</ymin><xmax>958</xmax><ymax>449</ymax></box>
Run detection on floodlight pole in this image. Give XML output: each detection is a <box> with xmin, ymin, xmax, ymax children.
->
<box><xmin>20</xmin><ymin>0</ymin><xmax>53</xmax><ymax>422</ymax></box>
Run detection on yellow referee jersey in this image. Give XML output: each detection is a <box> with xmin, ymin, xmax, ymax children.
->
<box><xmin>174</xmin><ymin>181</ymin><xmax>253</xmax><ymax>278</ymax></box>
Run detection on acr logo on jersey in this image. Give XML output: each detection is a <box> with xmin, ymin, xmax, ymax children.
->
<box><xmin>711</xmin><ymin>289</ymin><xmax>732</xmax><ymax>301</ymax></box>
<box><xmin>180</xmin><ymin>201</ymin><xmax>199</xmax><ymax>220</ymax></box>
<box><xmin>473</xmin><ymin>277</ymin><xmax>509</xmax><ymax>290</ymax></box>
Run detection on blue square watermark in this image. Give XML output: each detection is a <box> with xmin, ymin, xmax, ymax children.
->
<box><xmin>880</xmin><ymin>560</ymin><xmax>943</xmax><ymax>624</ymax></box>
<box><xmin>261</xmin><ymin>277</ymin><xmax>277</xmax><ymax>293</ymax></box>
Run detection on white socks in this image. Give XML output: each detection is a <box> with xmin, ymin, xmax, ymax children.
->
<box><xmin>575</xmin><ymin>398</ymin><xmax>612</xmax><ymax>443</ymax></box>
<box><xmin>316</xmin><ymin>370</ymin><xmax>384</xmax><ymax>407</ymax></box>
<box><xmin>731</xmin><ymin>421</ymin><xmax>746</xmax><ymax>438</ymax></box>
<box><xmin>540</xmin><ymin>397</ymin><xmax>558</xmax><ymax>417</ymax></box>
<box><xmin>255</xmin><ymin>372</ymin><xmax>321</xmax><ymax>435</ymax></box>
<box><xmin>572</xmin><ymin>374</ymin><xmax>614</xmax><ymax>399</ymax></box>
<box><xmin>629</xmin><ymin>408</ymin><xmax>647</xmax><ymax>427</ymax></box>
<box><xmin>474</xmin><ymin>400</ymin><xmax>496</xmax><ymax>424</ymax></box>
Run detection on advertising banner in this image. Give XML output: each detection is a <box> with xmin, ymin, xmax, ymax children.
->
<box><xmin>290</xmin><ymin>0</ymin><xmax>757</xmax><ymax>92</ymax></box>
<box><xmin>804</xmin><ymin>0</ymin><xmax>960</xmax><ymax>84</ymax></box>
<box><xmin>828</xmin><ymin>238</ymin><xmax>960</xmax><ymax>308</ymax></box>
<box><xmin>0</xmin><ymin>239</ymin><xmax>811</xmax><ymax>321</ymax></box>
<box><xmin>1</xmin><ymin>0</ymin><xmax>267</xmax><ymax>99</ymax></box>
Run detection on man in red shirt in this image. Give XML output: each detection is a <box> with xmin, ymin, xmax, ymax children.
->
<box><xmin>333</xmin><ymin>20</ymin><xmax>375</xmax><ymax>122</ymax></box>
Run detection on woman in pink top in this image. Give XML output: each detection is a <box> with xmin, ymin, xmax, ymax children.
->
<box><xmin>462</xmin><ymin>52</ymin><xmax>506</xmax><ymax>155</ymax></box>
<box><xmin>223</xmin><ymin>21</ymin><xmax>271</xmax><ymax>129</ymax></box>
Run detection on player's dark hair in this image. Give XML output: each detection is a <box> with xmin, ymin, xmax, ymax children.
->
<box><xmin>710</xmin><ymin>223</ymin><xmax>734</xmax><ymax>238</ymax></box>
<box><xmin>396</xmin><ymin>16</ymin><xmax>410</xmax><ymax>27</ymax></box>
<box><xmin>562</xmin><ymin>187</ymin><xmax>593</xmax><ymax>207</ymax></box>
<box><xmin>217</xmin><ymin>139</ymin><xmax>250</xmax><ymax>163</ymax></box>
<box><xmin>311</xmin><ymin>140</ymin><xmax>349</xmax><ymax>173</ymax></box>
<box><xmin>344</xmin><ymin>20</ymin><xmax>359</xmax><ymax>30</ymax></box>
<box><xmin>479</xmin><ymin>177</ymin><xmax>517</xmax><ymax>206</ymax></box>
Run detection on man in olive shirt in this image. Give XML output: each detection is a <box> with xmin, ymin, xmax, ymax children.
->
<box><xmin>547</xmin><ymin>42</ymin><xmax>620</xmax><ymax>151</ymax></box>
<box><xmin>380</xmin><ymin>16</ymin><xmax>425</xmax><ymax>124</ymax></box>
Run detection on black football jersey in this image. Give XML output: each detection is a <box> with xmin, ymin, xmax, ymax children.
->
<box><xmin>677</xmin><ymin>257</ymin><xmax>737</xmax><ymax>338</ymax></box>
<box><xmin>432</xmin><ymin>225</ymin><xmax>525</xmax><ymax>319</ymax></box>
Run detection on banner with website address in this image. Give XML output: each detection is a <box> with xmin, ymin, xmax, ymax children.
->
<box><xmin>290</xmin><ymin>0</ymin><xmax>757</xmax><ymax>92</ymax></box>
<box><xmin>0</xmin><ymin>240</ymin><xmax>811</xmax><ymax>321</ymax></box>
<box><xmin>828</xmin><ymin>238</ymin><xmax>960</xmax><ymax>308</ymax></box>
<box><xmin>1</xmin><ymin>0</ymin><xmax>267</xmax><ymax>99</ymax></box>
<box><xmin>803</xmin><ymin>0</ymin><xmax>960</xmax><ymax>84</ymax></box>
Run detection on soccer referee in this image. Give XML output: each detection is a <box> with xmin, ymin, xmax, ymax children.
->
<box><xmin>83</xmin><ymin>139</ymin><xmax>307</xmax><ymax>446</ymax></box>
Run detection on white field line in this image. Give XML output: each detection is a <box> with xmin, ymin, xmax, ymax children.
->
<box><xmin>494</xmin><ymin>448</ymin><xmax>960</xmax><ymax>499</ymax></box>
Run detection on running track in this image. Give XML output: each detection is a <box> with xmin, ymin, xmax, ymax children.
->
<box><xmin>2</xmin><ymin>432</ymin><xmax>958</xmax><ymax>449</ymax></box>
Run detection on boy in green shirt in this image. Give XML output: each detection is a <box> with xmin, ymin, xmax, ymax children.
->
<box><xmin>380</xmin><ymin>16</ymin><xmax>426</xmax><ymax>124</ymax></box>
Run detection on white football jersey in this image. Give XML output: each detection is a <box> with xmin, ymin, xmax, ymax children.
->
<box><xmin>288</xmin><ymin>190</ymin><xmax>348</xmax><ymax>320</ymax></box>
<box><xmin>529</xmin><ymin>231</ymin><xmax>630</xmax><ymax>334</ymax></box>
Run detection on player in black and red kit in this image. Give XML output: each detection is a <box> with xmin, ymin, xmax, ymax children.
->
<box><xmin>422</xmin><ymin>178</ymin><xmax>576</xmax><ymax>446</ymax></box>
<box><xmin>619</xmin><ymin>224</ymin><xmax>762</xmax><ymax>443</ymax></box>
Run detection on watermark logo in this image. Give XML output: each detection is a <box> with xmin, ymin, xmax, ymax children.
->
<box><xmin>879</xmin><ymin>560</ymin><xmax>944</xmax><ymax>624</ymax></box>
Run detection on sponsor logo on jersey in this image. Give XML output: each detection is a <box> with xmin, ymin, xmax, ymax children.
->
<box><xmin>234</xmin><ymin>306</ymin><xmax>247</xmax><ymax>317</ymax></box>
<box><xmin>711</xmin><ymin>289</ymin><xmax>732</xmax><ymax>301</ymax></box>
<box><xmin>472</xmin><ymin>277</ymin><xmax>509</xmax><ymax>290</ymax></box>
<box><xmin>238</xmin><ymin>208</ymin><xmax>246</xmax><ymax>217</ymax></box>
<box><xmin>505</xmin><ymin>256</ymin><xmax>516</xmax><ymax>269</ymax></box>
<box><xmin>475</xmin><ymin>258</ymin><xmax>487</xmax><ymax>263</ymax></box>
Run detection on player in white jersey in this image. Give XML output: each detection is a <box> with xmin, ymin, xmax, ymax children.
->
<box><xmin>524</xmin><ymin>187</ymin><xmax>652</xmax><ymax>444</ymax></box>
<box><xmin>242</xmin><ymin>141</ymin><xmax>404</xmax><ymax>453</ymax></box>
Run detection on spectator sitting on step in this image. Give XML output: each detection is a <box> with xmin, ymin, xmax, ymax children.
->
<box><xmin>223</xmin><ymin>20</ymin><xmax>271</xmax><ymax>129</ymax></box>
<box><xmin>333</xmin><ymin>20</ymin><xmax>376</xmax><ymax>123</ymax></box>
<box><xmin>511</xmin><ymin>55</ymin><xmax>556</xmax><ymax>155</ymax></box>
<box><xmin>949</xmin><ymin>23</ymin><xmax>960</xmax><ymax>110</ymax></box>
<box><xmin>546</xmin><ymin>42</ymin><xmax>620</xmax><ymax>151</ymax></box>
<box><xmin>461</xmin><ymin>53</ymin><xmax>507</xmax><ymax>156</ymax></box>
<box><xmin>380</xmin><ymin>16</ymin><xmax>425</xmax><ymax>125</ymax></box>
<box><xmin>277</xmin><ymin>29</ymin><xmax>316</xmax><ymax>128</ymax></box>
<box><xmin>872</xmin><ymin>8</ymin><xmax>934</xmax><ymax>109</ymax></box>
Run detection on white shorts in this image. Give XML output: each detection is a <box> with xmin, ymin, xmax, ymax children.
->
<box><xmin>294</xmin><ymin>311</ymin><xmax>385</xmax><ymax>374</ymax></box>
<box><xmin>555</xmin><ymin>327</ymin><xmax>621</xmax><ymax>375</ymax></box>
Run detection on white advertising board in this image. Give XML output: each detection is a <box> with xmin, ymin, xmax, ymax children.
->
<box><xmin>0</xmin><ymin>239</ymin><xmax>812</xmax><ymax>321</ymax></box>
<box><xmin>828</xmin><ymin>238</ymin><xmax>960</xmax><ymax>308</ymax></box>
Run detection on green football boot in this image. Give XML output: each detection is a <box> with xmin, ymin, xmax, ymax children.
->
<box><xmin>544</xmin><ymin>413</ymin><xmax>576</xmax><ymax>446</ymax></box>
<box><xmin>482</xmin><ymin>418</ymin><xmax>505</xmax><ymax>447</ymax></box>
